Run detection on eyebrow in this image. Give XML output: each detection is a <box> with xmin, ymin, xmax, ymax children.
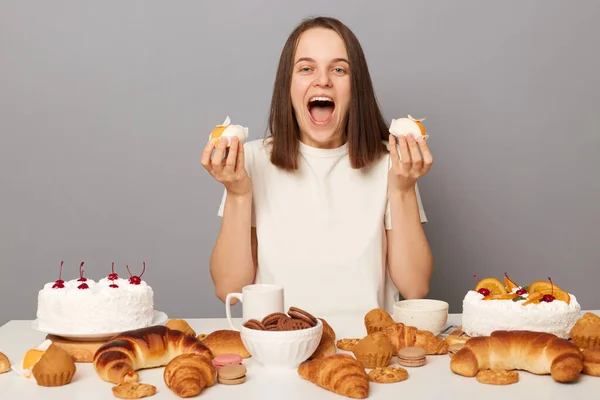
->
<box><xmin>294</xmin><ymin>57</ymin><xmax>350</xmax><ymax>65</ymax></box>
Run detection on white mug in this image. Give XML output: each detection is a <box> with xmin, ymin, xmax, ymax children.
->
<box><xmin>225</xmin><ymin>284</ymin><xmax>284</xmax><ymax>331</ymax></box>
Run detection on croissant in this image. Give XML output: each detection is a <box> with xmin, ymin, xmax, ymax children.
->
<box><xmin>164</xmin><ymin>354</ymin><xmax>216</xmax><ymax>397</ymax></box>
<box><xmin>382</xmin><ymin>322</ymin><xmax>448</xmax><ymax>355</ymax></box>
<box><xmin>93</xmin><ymin>325</ymin><xmax>213</xmax><ymax>384</ymax></box>
<box><xmin>450</xmin><ymin>330</ymin><xmax>583</xmax><ymax>383</ymax></box>
<box><xmin>298</xmin><ymin>354</ymin><xmax>369</xmax><ymax>399</ymax></box>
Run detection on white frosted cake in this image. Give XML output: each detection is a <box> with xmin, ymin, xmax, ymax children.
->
<box><xmin>461</xmin><ymin>275</ymin><xmax>581</xmax><ymax>339</ymax></box>
<box><xmin>36</xmin><ymin>262</ymin><xmax>154</xmax><ymax>334</ymax></box>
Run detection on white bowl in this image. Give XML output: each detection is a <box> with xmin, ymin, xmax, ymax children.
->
<box><xmin>240</xmin><ymin>319</ymin><xmax>323</xmax><ymax>369</ymax></box>
<box><xmin>393</xmin><ymin>299</ymin><xmax>449</xmax><ymax>336</ymax></box>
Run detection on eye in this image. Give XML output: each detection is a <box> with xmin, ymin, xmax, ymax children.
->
<box><xmin>333</xmin><ymin>67</ymin><xmax>346</xmax><ymax>74</ymax></box>
<box><xmin>299</xmin><ymin>66</ymin><xmax>312</xmax><ymax>73</ymax></box>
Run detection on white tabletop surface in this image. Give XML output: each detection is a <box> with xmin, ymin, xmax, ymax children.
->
<box><xmin>1</xmin><ymin>312</ymin><xmax>599</xmax><ymax>399</ymax></box>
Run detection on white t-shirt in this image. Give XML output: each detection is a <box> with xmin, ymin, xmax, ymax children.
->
<box><xmin>217</xmin><ymin>138</ymin><xmax>427</xmax><ymax>317</ymax></box>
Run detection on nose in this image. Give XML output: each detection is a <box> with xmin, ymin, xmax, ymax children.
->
<box><xmin>313</xmin><ymin>69</ymin><xmax>332</xmax><ymax>87</ymax></box>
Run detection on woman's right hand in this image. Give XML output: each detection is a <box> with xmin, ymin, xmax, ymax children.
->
<box><xmin>201</xmin><ymin>136</ymin><xmax>252</xmax><ymax>197</ymax></box>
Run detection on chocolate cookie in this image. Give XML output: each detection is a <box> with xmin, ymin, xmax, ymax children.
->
<box><xmin>262</xmin><ymin>312</ymin><xmax>287</xmax><ymax>327</ymax></box>
<box><xmin>287</xmin><ymin>319</ymin><xmax>312</xmax><ymax>330</ymax></box>
<box><xmin>288</xmin><ymin>307</ymin><xmax>318</xmax><ymax>327</ymax></box>
<box><xmin>276</xmin><ymin>316</ymin><xmax>293</xmax><ymax>331</ymax></box>
<box><xmin>243</xmin><ymin>319</ymin><xmax>266</xmax><ymax>330</ymax></box>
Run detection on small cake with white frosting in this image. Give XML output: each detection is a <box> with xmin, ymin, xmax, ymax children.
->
<box><xmin>461</xmin><ymin>274</ymin><xmax>581</xmax><ymax>339</ymax></box>
<box><xmin>389</xmin><ymin>115</ymin><xmax>429</xmax><ymax>141</ymax></box>
<box><xmin>36</xmin><ymin>262</ymin><xmax>154</xmax><ymax>335</ymax></box>
<box><xmin>209</xmin><ymin>116</ymin><xmax>248</xmax><ymax>146</ymax></box>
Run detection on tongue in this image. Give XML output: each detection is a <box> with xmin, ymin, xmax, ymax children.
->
<box><xmin>309</xmin><ymin>105</ymin><xmax>334</xmax><ymax>122</ymax></box>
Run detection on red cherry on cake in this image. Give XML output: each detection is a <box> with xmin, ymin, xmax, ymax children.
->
<box><xmin>541</xmin><ymin>277</ymin><xmax>556</xmax><ymax>302</ymax></box>
<box><xmin>542</xmin><ymin>294</ymin><xmax>555</xmax><ymax>302</ymax></box>
<box><xmin>107</xmin><ymin>261</ymin><xmax>119</xmax><ymax>281</ymax></box>
<box><xmin>126</xmin><ymin>262</ymin><xmax>146</xmax><ymax>285</ymax></box>
<box><xmin>52</xmin><ymin>261</ymin><xmax>65</xmax><ymax>289</ymax></box>
<box><xmin>516</xmin><ymin>288</ymin><xmax>527</xmax><ymax>295</ymax></box>
<box><xmin>77</xmin><ymin>262</ymin><xmax>87</xmax><ymax>282</ymax></box>
<box><xmin>78</xmin><ymin>282</ymin><xmax>89</xmax><ymax>289</ymax></box>
<box><xmin>478</xmin><ymin>288</ymin><xmax>491</xmax><ymax>296</ymax></box>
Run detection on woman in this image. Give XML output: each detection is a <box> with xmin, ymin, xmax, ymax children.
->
<box><xmin>201</xmin><ymin>16</ymin><xmax>434</xmax><ymax>316</ymax></box>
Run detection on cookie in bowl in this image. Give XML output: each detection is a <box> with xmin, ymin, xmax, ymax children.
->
<box><xmin>240</xmin><ymin>307</ymin><xmax>323</xmax><ymax>368</ymax></box>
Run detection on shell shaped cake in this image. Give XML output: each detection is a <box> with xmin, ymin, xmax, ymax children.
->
<box><xmin>36</xmin><ymin>262</ymin><xmax>154</xmax><ymax>335</ymax></box>
<box><xmin>389</xmin><ymin>115</ymin><xmax>429</xmax><ymax>140</ymax></box>
<box><xmin>209</xmin><ymin>116</ymin><xmax>248</xmax><ymax>146</ymax></box>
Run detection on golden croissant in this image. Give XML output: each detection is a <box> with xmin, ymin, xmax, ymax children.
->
<box><xmin>164</xmin><ymin>354</ymin><xmax>216</xmax><ymax>397</ymax></box>
<box><xmin>382</xmin><ymin>322</ymin><xmax>448</xmax><ymax>354</ymax></box>
<box><xmin>450</xmin><ymin>330</ymin><xmax>583</xmax><ymax>383</ymax></box>
<box><xmin>298</xmin><ymin>354</ymin><xmax>369</xmax><ymax>399</ymax></box>
<box><xmin>93</xmin><ymin>326</ymin><xmax>213</xmax><ymax>384</ymax></box>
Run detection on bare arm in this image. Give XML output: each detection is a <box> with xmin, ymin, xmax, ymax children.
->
<box><xmin>210</xmin><ymin>193</ymin><xmax>258</xmax><ymax>302</ymax></box>
<box><xmin>386</xmin><ymin>188</ymin><xmax>433</xmax><ymax>299</ymax></box>
<box><xmin>386</xmin><ymin>132</ymin><xmax>435</xmax><ymax>300</ymax></box>
<box><xmin>201</xmin><ymin>136</ymin><xmax>257</xmax><ymax>303</ymax></box>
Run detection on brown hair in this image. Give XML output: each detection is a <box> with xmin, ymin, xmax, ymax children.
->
<box><xmin>267</xmin><ymin>16</ymin><xmax>389</xmax><ymax>170</ymax></box>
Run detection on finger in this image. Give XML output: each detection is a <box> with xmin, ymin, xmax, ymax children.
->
<box><xmin>224</xmin><ymin>137</ymin><xmax>239</xmax><ymax>173</ymax></box>
<box><xmin>201</xmin><ymin>140</ymin><xmax>216</xmax><ymax>172</ymax></box>
<box><xmin>211</xmin><ymin>137</ymin><xmax>228</xmax><ymax>175</ymax></box>
<box><xmin>388</xmin><ymin>134</ymin><xmax>399</xmax><ymax>166</ymax></box>
<box><xmin>397</xmin><ymin>135</ymin><xmax>412</xmax><ymax>172</ymax></box>
<box><xmin>417</xmin><ymin>137</ymin><xmax>434</xmax><ymax>174</ymax></box>
<box><xmin>407</xmin><ymin>135</ymin><xmax>423</xmax><ymax>171</ymax></box>
<box><xmin>236</xmin><ymin>138</ymin><xmax>246</xmax><ymax>174</ymax></box>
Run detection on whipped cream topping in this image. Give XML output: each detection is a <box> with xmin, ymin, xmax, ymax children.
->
<box><xmin>461</xmin><ymin>290</ymin><xmax>581</xmax><ymax>339</ymax></box>
<box><xmin>389</xmin><ymin>115</ymin><xmax>429</xmax><ymax>140</ymax></box>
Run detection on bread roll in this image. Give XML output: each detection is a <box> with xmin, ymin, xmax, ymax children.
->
<box><xmin>200</xmin><ymin>330</ymin><xmax>250</xmax><ymax>358</ymax></box>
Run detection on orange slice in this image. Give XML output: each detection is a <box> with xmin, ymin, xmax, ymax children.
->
<box><xmin>475</xmin><ymin>278</ymin><xmax>508</xmax><ymax>295</ymax></box>
<box><xmin>528</xmin><ymin>281</ymin><xmax>562</xmax><ymax>294</ymax></box>
<box><xmin>522</xmin><ymin>292</ymin><xmax>543</xmax><ymax>306</ymax></box>
<box><xmin>504</xmin><ymin>276</ymin><xmax>519</xmax><ymax>292</ymax></box>
<box><xmin>538</xmin><ymin>289</ymin><xmax>570</xmax><ymax>304</ymax></box>
<box><xmin>209</xmin><ymin>125</ymin><xmax>227</xmax><ymax>144</ymax></box>
<box><xmin>483</xmin><ymin>293</ymin><xmax>518</xmax><ymax>301</ymax></box>
<box><xmin>22</xmin><ymin>349</ymin><xmax>45</xmax><ymax>370</ymax></box>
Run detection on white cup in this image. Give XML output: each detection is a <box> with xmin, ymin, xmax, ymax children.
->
<box><xmin>393</xmin><ymin>299</ymin><xmax>449</xmax><ymax>336</ymax></box>
<box><xmin>225</xmin><ymin>284</ymin><xmax>284</xmax><ymax>331</ymax></box>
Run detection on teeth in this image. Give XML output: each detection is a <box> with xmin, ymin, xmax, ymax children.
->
<box><xmin>309</xmin><ymin>96</ymin><xmax>334</xmax><ymax>103</ymax></box>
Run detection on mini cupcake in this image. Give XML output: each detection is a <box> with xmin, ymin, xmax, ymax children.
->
<box><xmin>32</xmin><ymin>344</ymin><xmax>76</xmax><ymax>387</ymax></box>
<box><xmin>352</xmin><ymin>332</ymin><xmax>394</xmax><ymax>369</ymax></box>
<box><xmin>570</xmin><ymin>312</ymin><xmax>600</xmax><ymax>349</ymax></box>
<box><xmin>364</xmin><ymin>308</ymin><xmax>395</xmax><ymax>334</ymax></box>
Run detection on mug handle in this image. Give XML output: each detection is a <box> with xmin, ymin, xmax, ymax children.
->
<box><xmin>225</xmin><ymin>292</ymin><xmax>243</xmax><ymax>331</ymax></box>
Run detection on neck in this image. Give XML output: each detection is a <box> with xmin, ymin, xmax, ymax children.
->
<box><xmin>299</xmin><ymin>132</ymin><xmax>346</xmax><ymax>149</ymax></box>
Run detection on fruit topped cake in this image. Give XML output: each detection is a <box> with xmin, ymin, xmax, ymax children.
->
<box><xmin>36</xmin><ymin>261</ymin><xmax>155</xmax><ymax>335</ymax></box>
<box><xmin>461</xmin><ymin>273</ymin><xmax>581</xmax><ymax>339</ymax></box>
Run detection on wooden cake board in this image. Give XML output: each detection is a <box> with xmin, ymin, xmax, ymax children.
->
<box><xmin>45</xmin><ymin>334</ymin><xmax>107</xmax><ymax>363</ymax></box>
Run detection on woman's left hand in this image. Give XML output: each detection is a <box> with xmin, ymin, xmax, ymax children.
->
<box><xmin>388</xmin><ymin>133</ymin><xmax>434</xmax><ymax>193</ymax></box>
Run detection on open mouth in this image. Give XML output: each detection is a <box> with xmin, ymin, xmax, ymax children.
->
<box><xmin>307</xmin><ymin>96</ymin><xmax>335</xmax><ymax>124</ymax></box>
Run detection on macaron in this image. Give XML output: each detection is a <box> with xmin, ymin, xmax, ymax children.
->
<box><xmin>397</xmin><ymin>346</ymin><xmax>427</xmax><ymax>367</ymax></box>
<box><xmin>217</xmin><ymin>364</ymin><xmax>247</xmax><ymax>385</ymax></box>
<box><xmin>213</xmin><ymin>354</ymin><xmax>243</xmax><ymax>369</ymax></box>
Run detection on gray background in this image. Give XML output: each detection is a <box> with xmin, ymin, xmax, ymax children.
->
<box><xmin>1</xmin><ymin>0</ymin><xmax>599</xmax><ymax>327</ymax></box>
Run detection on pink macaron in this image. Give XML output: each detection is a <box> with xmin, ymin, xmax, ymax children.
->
<box><xmin>213</xmin><ymin>354</ymin><xmax>243</xmax><ymax>369</ymax></box>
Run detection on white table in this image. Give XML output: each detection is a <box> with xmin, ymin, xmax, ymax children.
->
<box><xmin>1</xmin><ymin>313</ymin><xmax>598</xmax><ymax>399</ymax></box>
